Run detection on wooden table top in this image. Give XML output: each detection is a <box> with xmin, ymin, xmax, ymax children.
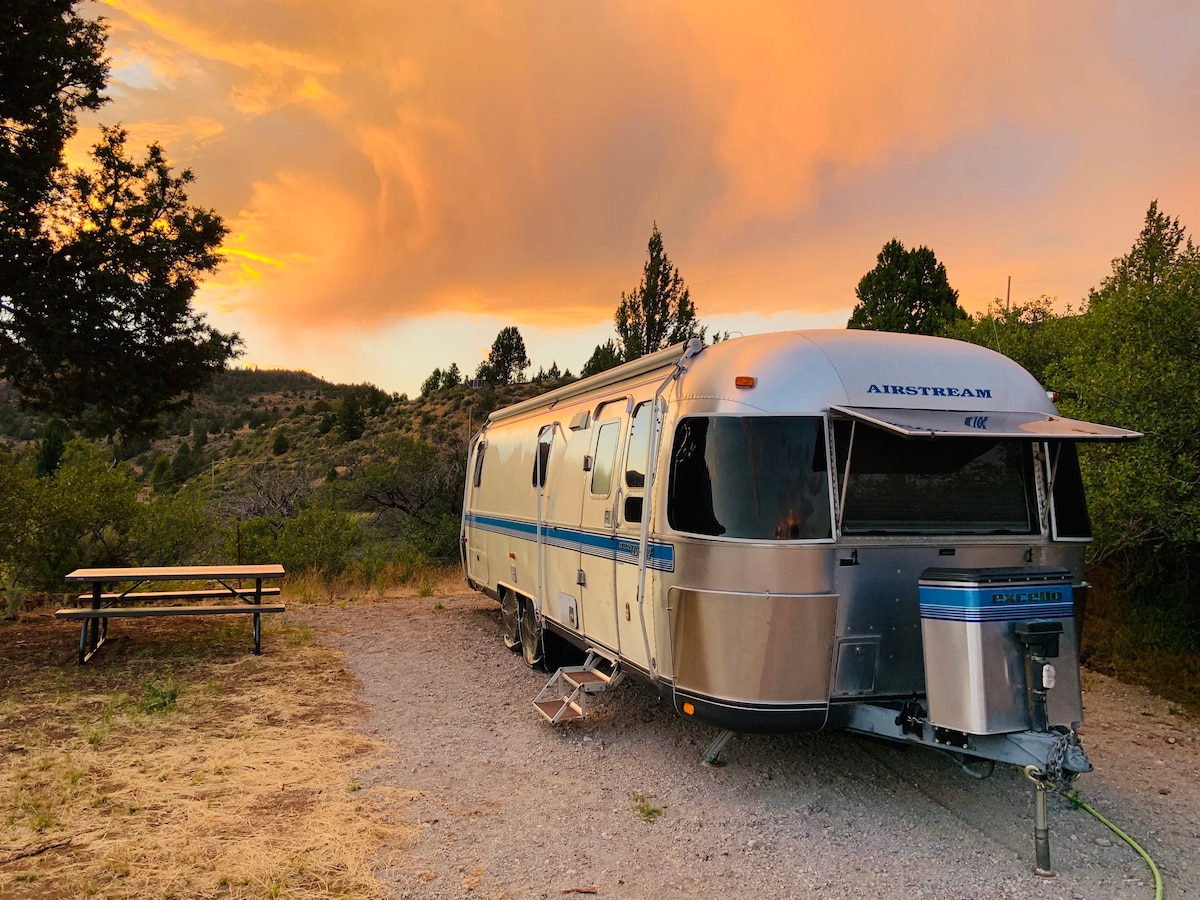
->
<box><xmin>66</xmin><ymin>565</ymin><xmax>286</xmax><ymax>582</ymax></box>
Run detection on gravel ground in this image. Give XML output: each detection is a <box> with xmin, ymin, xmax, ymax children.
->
<box><xmin>303</xmin><ymin>593</ymin><xmax>1199</xmax><ymax>900</ymax></box>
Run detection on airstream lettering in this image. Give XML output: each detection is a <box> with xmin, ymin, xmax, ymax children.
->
<box><xmin>866</xmin><ymin>383</ymin><xmax>993</xmax><ymax>397</ymax></box>
<box><xmin>461</xmin><ymin>330</ymin><xmax>1139</xmax><ymax>870</ymax></box>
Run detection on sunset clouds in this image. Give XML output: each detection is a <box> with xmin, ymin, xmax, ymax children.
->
<box><xmin>81</xmin><ymin>0</ymin><xmax>1200</xmax><ymax>391</ymax></box>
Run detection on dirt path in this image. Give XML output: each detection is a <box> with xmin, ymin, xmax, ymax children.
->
<box><xmin>303</xmin><ymin>593</ymin><xmax>1200</xmax><ymax>900</ymax></box>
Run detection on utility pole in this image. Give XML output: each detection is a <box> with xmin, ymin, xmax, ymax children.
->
<box><xmin>1006</xmin><ymin>275</ymin><xmax>1012</xmax><ymax>312</ymax></box>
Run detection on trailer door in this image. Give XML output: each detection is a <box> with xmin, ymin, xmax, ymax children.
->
<box><xmin>576</xmin><ymin>401</ymin><xmax>626</xmax><ymax>653</ymax></box>
<box><xmin>613</xmin><ymin>399</ymin><xmax>654</xmax><ymax>670</ymax></box>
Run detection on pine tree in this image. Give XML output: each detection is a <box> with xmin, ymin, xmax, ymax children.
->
<box><xmin>615</xmin><ymin>224</ymin><xmax>701</xmax><ymax>361</ymax></box>
<box><xmin>0</xmin><ymin>7</ymin><xmax>239</xmax><ymax>438</ymax></box>
<box><xmin>484</xmin><ymin>327</ymin><xmax>530</xmax><ymax>385</ymax></box>
<box><xmin>847</xmin><ymin>239</ymin><xmax>966</xmax><ymax>335</ymax></box>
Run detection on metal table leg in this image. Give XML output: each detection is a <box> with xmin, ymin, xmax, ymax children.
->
<box><xmin>252</xmin><ymin>577</ymin><xmax>263</xmax><ymax>654</ymax></box>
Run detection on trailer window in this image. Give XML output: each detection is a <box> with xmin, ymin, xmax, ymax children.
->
<box><xmin>472</xmin><ymin>442</ymin><xmax>487</xmax><ymax>488</ymax></box>
<box><xmin>625</xmin><ymin>402</ymin><xmax>651</xmax><ymax>488</ymax></box>
<box><xmin>832</xmin><ymin>421</ymin><xmax>1038</xmax><ymax>535</ymax></box>
<box><xmin>1050</xmin><ymin>442</ymin><xmax>1091</xmax><ymax>538</ymax></box>
<box><xmin>532</xmin><ymin>426</ymin><xmax>553</xmax><ymax>487</ymax></box>
<box><xmin>667</xmin><ymin>416</ymin><xmax>832</xmax><ymax>540</ymax></box>
<box><xmin>591</xmin><ymin>422</ymin><xmax>619</xmax><ymax>496</ymax></box>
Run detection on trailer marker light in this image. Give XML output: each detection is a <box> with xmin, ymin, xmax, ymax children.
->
<box><xmin>1046</xmin><ymin>390</ymin><xmax>1059</xmax><ymax>403</ymax></box>
<box><xmin>682</xmin><ymin>702</ymin><xmax>695</xmax><ymax>715</ymax></box>
<box><xmin>735</xmin><ymin>376</ymin><xmax>756</xmax><ymax>389</ymax></box>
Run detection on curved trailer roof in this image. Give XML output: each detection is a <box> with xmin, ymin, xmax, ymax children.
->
<box><xmin>485</xmin><ymin>331</ymin><xmax>1141</xmax><ymax>442</ymax></box>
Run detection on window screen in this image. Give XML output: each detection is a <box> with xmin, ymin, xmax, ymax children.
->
<box><xmin>832</xmin><ymin>421</ymin><xmax>1038</xmax><ymax>535</ymax></box>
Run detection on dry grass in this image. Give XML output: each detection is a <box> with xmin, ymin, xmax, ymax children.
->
<box><xmin>286</xmin><ymin>563</ymin><xmax>466</xmax><ymax>608</ymax></box>
<box><xmin>0</xmin><ymin>608</ymin><xmax>416</xmax><ymax>899</ymax></box>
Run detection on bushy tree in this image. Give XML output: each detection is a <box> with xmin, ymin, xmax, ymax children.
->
<box><xmin>848</xmin><ymin>238</ymin><xmax>967</xmax><ymax>335</ymax></box>
<box><xmin>0</xmin><ymin>5</ymin><xmax>240</xmax><ymax>439</ymax></box>
<box><xmin>1051</xmin><ymin>202</ymin><xmax>1200</xmax><ymax>563</ymax></box>
<box><xmin>615</xmin><ymin>224</ymin><xmax>701</xmax><ymax>361</ymax></box>
<box><xmin>942</xmin><ymin>295</ymin><xmax>1075</xmax><ymax>387</ymax></box>
<box><xmin>34</xmin><ymin>418</ymin><xmax>70</xmax><ymax>476</ymax></box>
<box><xmin>338</xmin><ymin>392</ymin><xmax>365</xmax><ymax>441</ymax></box>
<box><xmin>131</xmin><ymin>484</ymin><xmax>219</xmax><ymax>566</ymax></box>
<box><xmin>274</xmin><ymin>506</ymin><xmax>362</xmax><ymax>576</ymax></box>
<box><xmin>0</xmin><ymin>0</ymin><xmax>106</xmax><ymax>226</ymax></box>
<box><xmin>149</xmin><ymin>454</ymin><xmax>174</xmax><ymax>493</ymax></box>
<box><xmin>0</xmin><ymin>449</ymin><xmax>40</xmax><ymax>593</ymax></box>
<box><xmin>421</xmin><ymin>367</ymin><xmax>443</xmax><ymax>397</ymax></box>
<box><xmin>344</xmin><ymin>435</ymin><xmax>464</xmax><ymax>559</ymax></box>
<box><xmin>23</xmin><ymin>440</ymin><xmax>141</xmax><ymax>586</ymax></box>
<box><xmin>483</xmin><ymin>326</ymin><xmax>530</xmax><ymax>385</ymax></box>
<box><xmin>473</xmin><ymin>360</ymin><xmax>495</xmax><ymax>384</ymax></box>
<box><xmin>581</xmin><ymin>338</ymin><xmax>623</xmax><ymax>377</ymax></box>
<box><xmin>358</xmin><ymin>383</ymin><xmax>392</xmax><ymax>416</ymax></box>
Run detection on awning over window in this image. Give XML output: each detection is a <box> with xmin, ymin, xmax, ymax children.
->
<box><xmin>829</xmin><ymin>405</ymin><xmax>1142</xmax><ymax>441</ymax></box>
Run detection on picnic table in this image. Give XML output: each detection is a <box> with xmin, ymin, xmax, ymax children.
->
<box><xmin>56</xmin><ymin>565</ymin><xmax>286</xmax><ymax>664</ymax></box>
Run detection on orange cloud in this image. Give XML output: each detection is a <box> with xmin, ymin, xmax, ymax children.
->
<box><xmin>81</xmin><ymin>0</ymin><xmax>1199</xmax><ymax>361</ymax></box>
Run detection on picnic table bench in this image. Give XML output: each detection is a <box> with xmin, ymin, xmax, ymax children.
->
<box><xmin>56</xmin><ymin>565</ymin><xmax>286</xmax><ymax>664</ymax></box>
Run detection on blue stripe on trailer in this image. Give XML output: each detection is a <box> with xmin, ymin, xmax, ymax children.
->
<box><xmin>919</xmin><ymin>601</ymin><xmax>1076</xmax><ymax>623</ymax></box>
<box><xmin>465</xmin><ymin>513</ymin><xmax>676</xmax><ymax>573</ymax></box>
<box><xmin>918</xmin><ymin>581</ymin><xmax>1074</xmax><ymax>623</ymax></box>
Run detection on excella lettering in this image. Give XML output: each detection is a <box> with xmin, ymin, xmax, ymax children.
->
<box><xmin>990</xmin><ymin>590</ymin><xmax>1063</xmax><ymax>604</ymax></box>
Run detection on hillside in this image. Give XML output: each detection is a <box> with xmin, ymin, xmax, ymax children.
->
<box><xmin>0</xmin><ymin>367</ymin><xmax>543</xmax><ymax>481</ymax></box>
<box><xmin>0</xmin><ymin>367</ymin><xmax>560</xmax><ymax>589</ymax></box>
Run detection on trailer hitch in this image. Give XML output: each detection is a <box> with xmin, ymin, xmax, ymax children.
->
<box><xmin>1021</xmin><ymin>728</ymin><xmax>1091</xmax><ymax>878</ymax></box>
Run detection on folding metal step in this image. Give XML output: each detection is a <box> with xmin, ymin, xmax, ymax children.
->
<box><xmin>532</xmin><ymin>649</ymin><xmax>624</xmax><ymax>724</ymax></box>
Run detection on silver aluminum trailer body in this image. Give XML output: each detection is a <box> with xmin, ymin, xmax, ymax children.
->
<box><xmin>461</xmin><ymin>331</ymin><xmax>1138</xmax><ymax>774</ymax></box>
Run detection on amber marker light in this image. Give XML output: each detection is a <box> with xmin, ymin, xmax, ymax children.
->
<box><xmin>682</xmin><ymin>702</ymin><xmax>695</xmax><ymax>715</ymax></box>
<box><xmin>734</xmin><ymin>376</ymin><xmax>756</xmax><ymax>389</ymax></box>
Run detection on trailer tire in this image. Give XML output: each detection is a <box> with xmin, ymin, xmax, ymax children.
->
<box><xmin>519</xmin><ymin>597</ymin><xmax>544</xmax><ymax>668</ymax></box>
<box><xmin>500</xmin><ymin>589</ymin><xmax>521</xmax><ymax>652</ymax></box>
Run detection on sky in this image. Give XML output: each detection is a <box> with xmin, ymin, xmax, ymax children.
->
<box><xmin>73</xmin><ymin>0</ymin><xmax>1200</xmax><ymax>397</ymax></box>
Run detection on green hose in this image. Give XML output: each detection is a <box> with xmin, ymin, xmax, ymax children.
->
<box><xmin>1068</xmin><ymin>791</ymin><xmax>1163</xmax><ymax>900</ymax></box>
<box><xmin>1036</xmin><ymin>769</ymin><xmax>1163</xmax><ymax>900</ymax></box>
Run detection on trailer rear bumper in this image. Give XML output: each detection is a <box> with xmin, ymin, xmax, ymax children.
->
<box><xmin>672</xmin><ymin>689</ymin><xmax>830</xmax><ymax>733</ymax></box>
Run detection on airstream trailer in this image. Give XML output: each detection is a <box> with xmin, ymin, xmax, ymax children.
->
<box><xmin>461</xmin><ymin>330</ymin><xmax>1138</xmax><ymax>866</ymax></box>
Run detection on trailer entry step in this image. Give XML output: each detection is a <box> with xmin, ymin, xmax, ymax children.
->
<box><xmin>535</xmin><ymin>699</ymin><xmax>584</xmax><ymax>722</ymax></box>
<box><xmin>563</xmin><ymin>669</ymin><xmax>609</xmax><ymax>687</ymax></box>
<box><xmin>532</xmin><ymin>649</ymin><xmax>625</xmax><ymax>724</ymax></box>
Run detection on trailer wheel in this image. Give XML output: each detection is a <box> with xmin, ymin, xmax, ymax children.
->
<box><xmin>500</xmin><ymin>589</ymin><xmax>521</xmax><ymax>652</ymax></box>
<box><xmin>519</xmin><ymin>597</ymin><xmax>544</xmax><ymax>668</ymax></box>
